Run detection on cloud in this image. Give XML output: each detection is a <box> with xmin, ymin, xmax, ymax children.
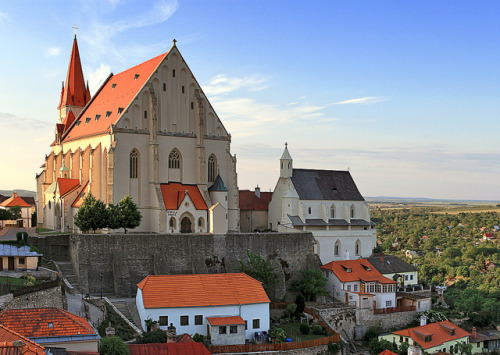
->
<box><xmin>45</xmin><ymin>47</ymin><xmax>61</xmax><ymax>57</ymax></box>
<box><xmin>332</xmin><ymin>96</ymin><xmax>385</xmax><ymax>105</ymax></box>
<box><xmin>203</xmin><ymin>74</ymin><xmax>268</xmax><ymax>96</ymax></box>
<box><xmin>87</xmin><ymin>63</ymin><xmax>112</xmax><ymax>95</ymax></box>
<box><xmin>0</xmin><ymin>112</ymin><xmax>52</xmax><ymax>130</ymax></box>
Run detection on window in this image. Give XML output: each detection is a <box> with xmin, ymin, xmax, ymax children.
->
<box><xmin>163</xmin><ymin>83</ymin><xmax>166</xmax><ymax>91</ymax></box>
<box><xmin>169</xmin><ymin>218</ymin><xmax>176</xmax><ymax>231</ymax></box>
<box><xmin>95</xmin><ymin>114</ymin><xmax>101</xmax><ymax>121</ymax></box>
<box><xmin>334</xmin><ymin>240</ymin><xmax>340</xmax><ymax>256</ymax></box>
<box><xmin>350</xmin><ymin>205</ymin><xmax>355</xmax><ymax>218</ymax></box>
<box><xmin>106</xmin><ymin>111</ymin><xmax>112</xmax><ymax>118</ymax></box>
<box><xmin>144</xmin><ymin>111</ymin><xmax>148</xmax><ymax>119</ymax></box>
<box><xmin>198</xmin><ymin>218</ymin><xmax>203</xmax><ymax>227</ymax></box>
<box><xmin>208</xmin><ymin>154</ymin><xmax>217</xmax><ymax>183</ymax></box>
<box><xmin>244</xmin><ymin>321</ymin><xmax>248</xmax><ymax>330</ymax></box>
<box><xmin>134</xmin><ymin>74</ymin><xmax>139</xmax><ymax>80</ymax></box>
<box><xmin>159</xmin><ymin>316</ymin><xmax>168</xmax><ymax>326</ymax></box>
<box><xmin>169</xmin><ymin>149</ymin><xmax>181</xmax><ymax>169</ymax></box>
<box><xmin>191</xmin><ymin>102</ymin><xmax>194</xmax><ymax>110</ymax></box>
<box><xmin>75</xmin><ymin>120</ymin><xmax>81</xmax><ymax>126</ymax></box>
<box><xmin>355</xmin><ymin>240</ymin><xmax>361</xmax><ymax>256</ymax></box>
<box><xmin>48</xmin><ymin>323</ymin><xmax>53</xmax><ymax>328</ymax></box>
<box><xmin>219</xmin><ymin>326</ymin><xmax>226</xmax><ymax>334</ymax></box>
<box><xmin>182</xmin><ymin>86</ymin><xmax>185</xmax><ymax>94</ymax></box>
<box><xmin>230</xmin><ymin>325</ymin><xmax>237</xmax><ymax>334</ymax></box>
<box><xmin>117</xmin><ymin>107</ymin><xmax>124</xmax><ymax>114</ymax></box>
<box><xmin>347</xmin><ymin>285</ymin><xmax>351</xmax><ymax>291</ymax></box>
<box><xmin>252</xmin><ymin>319</ymin><xmax>260</xmax><ymax>329</ymax></box>
<box><xmin>400</xmin><ymin>336</ymin><xmax>403</xmax><ymax>342</ymax></box>
<box><xmin>353</xmin><ymin>284</ymin><xmax>358</xmax><ymax>292</ymax></box>
<box><xmin>130</xmin><ymin>149</ymin><xmax>139</xmax><ymax>178</ymax></box>
<box><xmin>194</xmin><ymin>315</ymin><xmax>202</xmax><ymax>325</ymax></box>
<box><xmin>308</xmin><ymin>207</ymin><xmax>311</xmax><ymax>214</ymax></box>
<box><xmin>180</xmin><ymin>316</ymin><xmax>189</xmax><ymax>326</ymax></box>
<box><xmin>112</xmin><ymin>83</ymin><xmax>117</xmax><ymax>88</ymax></box>
<box><xmin>18</xmin><ymin>257</ymin><xmax>25</xmax><ymax>264</ymax></box>
<box><xmin>172</xmin><ymin>69</ymin><xmax>176</xmax><ymax>77</ymax></box>
<box><xmin>330</xmin><ymin>205</ymin><xmax>335</xmax><ymax>218</ymax></box>
<box><xmin>410</xmin><ymin>275</ymin><xmax>413</xmax><ymax>280</ymax></box>
<box><xmin>405</xmin><ymin>275</ymin><xmax>409</xmax><ymax>281</ymax></box>
<box><xmin>85</xmin><ymin>117</ymin><xmax>91</xmax><ymax>123</ymax></box>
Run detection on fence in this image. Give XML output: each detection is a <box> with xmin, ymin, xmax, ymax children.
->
<box><xmin>209</xmin><ymin>334</ymin><xmax>340</xmax><ymax>353</ymax></box>
<box><xmin>12</xmin><ymin>278</ymin><xmax>62</xmax><ymax>297</ymax></box>
<box><xmin>373</xmin><ymin>305</ymin><xmax>416</xmax><ymax>314</ymax></box>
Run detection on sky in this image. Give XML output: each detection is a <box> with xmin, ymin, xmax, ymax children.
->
<box><xmin>0</xmin><ymin>0</ymin><xmax>499</xmax><ymax>201</ymax></box>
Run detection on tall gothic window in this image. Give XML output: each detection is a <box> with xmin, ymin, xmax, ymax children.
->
<box><xmin>130</xmin><ymin>149</ymin><xmax>139</xmax><ymax>178</ymax></box>
<box><xmin>350</xmin><ymin>205</ymin><xmax>355</xmax><ymax>218</ymax></box>
<box><xmin>208</xmin><ymin>154</ymin><xmax>217</xmax><ymax>183</ymax></box>
<box><xmin>355</xmin><ymin>239</ymin><xmax>361</xmax><ymax>256</ymax></box>
<box><xmin>334</xmin><ymin>240</ymin><xmax>340</xmax><ymax>256</ymax></box>
<box><xmin>330</xmin><ymin>205</ymin><xmax>335</xmax><ymax>219</ymax></box>
<box><xmin>169</xmin><ymin>149</ymin><xmax>181</xmax><ymax>169</ymax></box>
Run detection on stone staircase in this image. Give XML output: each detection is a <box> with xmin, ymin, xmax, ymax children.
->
<box><xmin>55</xmin><ymin>261</ymin><xmax>82</xmax><ymax>294</ymax></box>
<box><xmin>109</xmin><ymin>299</ymin><xmax>143</xmax><ymax>330</ymax></box>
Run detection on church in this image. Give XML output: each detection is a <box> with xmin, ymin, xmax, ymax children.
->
<box><xmin>268</xmin><ymin>144</ymin><xmax>376</xmax><ymax>264</ymax></box>
<box><xmin>36</xmin><ymin>36</ymin><xmax>239</xmax><ymax>233</ymax></box>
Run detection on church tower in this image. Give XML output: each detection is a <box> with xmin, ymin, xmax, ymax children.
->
<box><xmin>280</xmin><ymin>143</ymin><xmax>293</xmax><ymax>178</ymax></box>
<box><xmin>57</xmin><ymin>35</ymin><xmax>91</xmax><ymax>128</ymax></box>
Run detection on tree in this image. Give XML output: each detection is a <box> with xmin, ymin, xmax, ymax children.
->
<box><xmin>236</xmin><ymin>249</ymin><xmax>279</xmax><ymax>296</ymax></box>
<box><xmin>99</xmin><ymin>336</ymin><xmax>130</xmax><ymax>355</ymax></box>
<box><xmin>368</xmin><ymin>338</ymin><xmax>398</xmax><ymax>355</ymax></box>
<box><xmin>455</xmin><ymin>342</ymin><xmax>472</xmax><ymax>355</ymax></box>
<box><xmin>106</xmin><ymin>204</ymin><xmax>122</xmax><ymax>230</ymax></box>
<box><xmin>292</xmin><ymin>268</ymin><xmax>328</xmax><ymax>301</ymax></box>
<box><xmin>135</xmin><ymin>329</ymin><xmax>168</xmax><ymax>344</ymax></box>
<box><xmin>8</xmin><ymin>206</ymin><xmax>22</xmax><ymax>221</ymax></box>
<box><xmin>116</xmin><ymin>196</ymin><xmax>142</xmax><ymax>233</ymax></box>
<box><xmin>74</xmin><ymin>193</ymin><xmax>108</xmax><ymax>233</ymax></box>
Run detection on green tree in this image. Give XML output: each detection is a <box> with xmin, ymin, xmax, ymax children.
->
<box><xmin>8</xmin><ymin>205</ymin><xmax>22</xmax><ymax>221</ymax></box>
<box><xmin>292</xmin><ymin>268</ymin><xmax>328</xmax><ymax>301</ymax></box>
<box><xmin>455</xmin><ymin>342</ymin><xmax>472</xmax><ymax>355</ymax></box>
<box><xmin>236</xmin><ymin>249</ymin><xmax>279</xmax><ymax>296</ymax></box>
<box><xmin>74</xmin><ymin>193</ymin><xmax>108</xmax><ymax>233</ymax></box>
<box><xmin>99</xmin><ymin>336</ymin><xmax>130</xmax><ymax>355</ymax></box>
<box><xmin>106</xmin><ymin>204</ymin><xmax>122</xmax><ymax>230</ymax></box>
<box><xmin>117</xmin><ymin>196</ymin><xmax>142</xmax><ymax>233</ymax></box>
<box><xmin>135</xmin><ymin>329</ymin><xmax>168</xmax><ymax>344</ymax></box>
<box><xmin>368</xmin><ymin>339</ymin><xmax>398</xmax><ymax>355</ymax></box>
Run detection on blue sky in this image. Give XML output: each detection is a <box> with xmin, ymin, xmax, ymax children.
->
<box><xmin>0</xmin><ymin>0</ymin><xmax>499</xmax><ymax>200</ymax></box>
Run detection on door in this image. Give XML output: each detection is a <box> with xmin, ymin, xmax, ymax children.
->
<box><xmin>8</xmin><ymin>257</ymin><xmax>15</xmax><ymax>271</ymax></box>
<box><xmin>0</xmin><ymin>258</ymin><xmax>3</xmax><ymax>271</ymax></box>
<box><xmin>180</xmin><ymin>217</ymin><xmax>192</xmax><ymax>233</ymax></box>
<box><xmin>17</xmin><ymin>220</ymin><xmax>23</xmax><ymax>227</ymax></box>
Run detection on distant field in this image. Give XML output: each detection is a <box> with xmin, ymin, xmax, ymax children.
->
<box><xmin>369</xmin><ymin>202</ymin><xmax>500</xmax><ymax>214</ymax></box>
<box><xmin>432</xmin><ymin>207</ymin><xmax>500</xmax><ymax>214</ymax></box>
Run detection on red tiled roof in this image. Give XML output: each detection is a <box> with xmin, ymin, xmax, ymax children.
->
<box><xmin>239</xmin><ymin>190</ymin><xmax>272</xmax><ymax>211</ymax></box>
<box><xmin>57</xmin><ymin>178</ymin><xmax>80</xmax><ymax>197</ymax></box>
<box><xmin>0</xmin><ymin>308</ymin><xmax>96</xmax><ymax>339</ymax></box>
<box><xmin>137</xmin><ymin>273</ymin><xmax>270</xmax><ymax>309</ymax></box>
<box><xmin>160</xmin><ymin>183</ymin><xmax>207</xmax><ymax>210</ymax></box>
<box><xmin>207</xmin><ymin>316</ymin><xmax>245</xmax><ymax>326</ymax></box>
<box><xmin>129</xmin><ymin>342</ymin><xmax>212</xmax><ymax>355</ymax></box>
<box><xmin>62</xmin><ymin>51</ymin><xmax>168</xmax><ymax>142</ymax></box>
<box><xmin>392</xmin><ymin>321</ymin><xmax>471</xmax><ymax>350</ymax></box>
<box><xmin>0</xmin><ymin>323</ymin><xmax>45</xmax><ymax>354</ymax></box>
<box><xmin>72</xmin><ymin>181</ymin><xmax>89</xmax><ymax>208</ymax></box>
<box><xmin>379</xmin><ymin>350</ymin><xmax>398</xmax><ymax>355</ymax></box>
<box><xmin>0</xmin><ymin>193</ymin><xmax>31</xmax><ymax>208</ymax></box>
<box><xmin>321</xmin><ymin>259</ymin><xmax>396</xmax><ymax>284</ymax></box>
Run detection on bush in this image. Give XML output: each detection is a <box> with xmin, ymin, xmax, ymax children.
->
<box><xmin>16</xmin><ymin>232</ymin><xmax>23</xmax><ymax>244</ymax></box>
<box><xmin>22</xmin><ymin>232</ymin><xmax>28</xmax><ymax>244</ymax></box>
<box><xmin>312</xmin><ymin>324</ymin><xmax>323</xmax><ymax>335</ymax></box>
<box><xmin>268</xmin><ymin>326</ymin><xmax>287</xmax><ymax>343</ymax></box>
<box><xmin>299</xmin><ymin>323</ymin><xmax>310</xmax><ymax>335</ymax></box>
<box><xmin>364</xmin><ymin>326</ymin><xmax>381</xmax><ymax>341</ymax></box>
<box><xmin>135</xmin><ymin>329</ymin><xmax>168</xmax><ymax>344</ymax></box>
<box><xmin>286</xmin><ymin>303</ymin><xmax>297</xmax><ymax>317</ymax></box>
<box><xmin>99</xmin><ymin>336</ymin><xmax>130</xmax><ymax>355</ymax></box>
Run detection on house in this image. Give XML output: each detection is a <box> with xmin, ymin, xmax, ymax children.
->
<box><xmin>36</xmin><ymin>35</ymin><xmax>239</xmax><ymax>233</ymax></box>
<box><xmin>0</xmin><ymin>323</ymin><xmax>45</xmax><ymax>354</ymax></box>
<box><xmin>0</xmin><ymin>244</ymin><xmax>42</xmax><ymax>271</ymax></box>
<box><xmin>469</xmin><ymin>327</ymin><xmax>500</xmax><ymax>353</ymax></box>
<box><xmin>483</xmin><ymin>233</ymin><xmax>494</xmax><ymax>241</ymax></box>
<box><xmin>0</xmin><ymin>307</ymin><xmax>100</xmax><ymax>352</ymax></box>
<box><xmin>378</xmin><ymin>320</ymin><xmax>471</xmax><ymax>354</ymax></box>
<box><xmin>136</xmin><ymin>273</ymin><xmax>270</xmax><ymax>344</ymax></box>
<box><xmin>0</xmin><ymin>193</ymin><xmax>35</xmax><ymax>228</ymax></box>
<box><xmin>239</xmin><ymin>187</ymin><xmax>272</xmax><ymax>232</ymax></box>
<box><xmin>366</xmin><ymin>254</ymin><xmax>418</xmax><ymax>287</ymax></box>
<box><xmin>321</xmin><ymin>259</ymin><xmax>397</xmax><ymax>309</ymax></box>
<box><xmin>405</xmin><ymin>250</ymin><xmax>418</xmax><ymax>259</ymax></box>
<box><xmin>268</xmin><ymin>144</ymin><xmax>376</xmax><ymax>264</ymax></box>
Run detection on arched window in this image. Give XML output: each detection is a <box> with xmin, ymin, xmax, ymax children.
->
<box><xmin>198</xmin><ymin>217</ymin><xmax>204</xmax><ymax>229</ymax></box>
<box><xmin>355</xmin><ymin>239</ymin><xmax>361</xmax><ymax>256</ymax></box>
<box><xmin>130</xmin><ymin>149</ymin><xmax>139</xmax><ymax>178</ymax></box>
<box><xmin>330</xmin><ymin>205</ymin><xmax>335</xmax><ymax>219</ymax></box>
<box><xmin>334</xmin><ymin>240</ymin><xmax>340</xmax><ymax>256</ymax></box>
<box><xmin>168</xmin><ymin>149</ymin><xmax>181</xmax><ymax>169</ymax></box>
<box><xmin>350</xmin><ymin>205</ymin><xmax>355</xmax><ymax>218</ymax></box>
<box><xmin>169</xmin><ymin>217</ymin><xmax>176</xmax><ymax>232</ymax></box>
<box><xmin>208</xmin><ymin>154</ymin><xmax>217</xmax><ymax>183</ymax></box>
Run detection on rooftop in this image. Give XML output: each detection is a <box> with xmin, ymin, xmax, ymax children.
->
<box><xmin>160</xmin><ymin>183</ymin><xmax>207</xmax><ymax>210</ymax></box>
<box><xmin>0</xmin><ymin>244</ymin><xmax>42</xmax><ymax>257</ymax></box>
<box><xmin>366</xmin><ymin>254</ymin><xmax>417</xmax><ymax>274</ymax></box>
<box><xmin>239</xmin><ymin>190</ymin><xmax>272</xmax><ymax>211</ymax></box>
<box><xmin>207</xmin><ymin>316</ymin><xmax>245</xmax><ymax>326</ymax></box>
<box><xmin>392</xmin><ymin>321</ymin><xmax>470</xmax><ymax>349</ymax></box>
<box><xmin>321</xmin><ymin>259</ymin><xmax>396</xmax><ymax>284</ymax></box>
<box><xmin>0</xmin><ymin>323</ymin><xmax>45</xmax><ymax>355</ymax></box>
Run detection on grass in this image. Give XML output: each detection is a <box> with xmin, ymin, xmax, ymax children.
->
<box><xmin>0</xmin><ymin>276</ymin><xmax>25</xmax><ymax>285</ymax></box>
<box><xmin>35</xmin><ymin>227</ymin><xmax>52</xmax><ymax>233</ymax></box>
<box><xmin>279</xmin><ymin>323</ymin><xmax>327</xmax><ymax>342</ymax></box>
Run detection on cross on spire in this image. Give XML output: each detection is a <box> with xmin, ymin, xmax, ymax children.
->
<box><xmin>72</xmin><ymin>25</ymin><xmax>79</xmax><ymax>36</ymax></box>
<box><xmin>285</xmin><ymin>142</ymin><xmax>288</xmax><ymax>149</ymax></box>
<box><xmin>173</xmin><ymin>39</ymin><xmax>177</xmax><ymax>45</ymax></box>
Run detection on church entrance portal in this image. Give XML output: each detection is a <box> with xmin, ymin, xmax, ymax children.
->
<box><xmin>180</xmin><ymin>217</ymin><xmax>192</xmax><ymax>233</ymax></box>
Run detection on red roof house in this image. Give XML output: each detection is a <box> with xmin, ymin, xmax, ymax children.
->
<box><xmin>0</xmin><ymin>323</ymin><xmax>45</xmax><ymax>354</ymax></box>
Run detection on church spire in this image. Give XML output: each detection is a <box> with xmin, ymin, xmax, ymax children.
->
<box><xmin>280</xmin><ymin>142</ymin><xmax>293</xmax><ymax>178</ymax></box>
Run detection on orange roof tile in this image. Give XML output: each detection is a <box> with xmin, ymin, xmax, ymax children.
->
<box><xmin>137</xmin><ymin>273</ymin><xmax>270</xmax><ymax>309</ymax></box>
<box><xmin>0</xmin><ymin>323</ymin><xmax>45</xmax><ymax>354</ymax></box>
<box><xmin>392</xmin><ymin>321</ymin><xmax>470</xmax><ymax>350</ymax></box>
<box><xmin>160</xmin><ymin>183</ymin><xmax>208</xmax><ymax>210</ymax></box>
<box><xmin>57</xmin><ymin>178</ymin><xmax>80</xmax><ymax>197</ymax></box>
<box><xmin>321</xmin><ymin>259</ymin><xmax>396</xmax><ymax>284</ymax></box>
<box><xmin>379</xmin><ymin>350</ymin><xmax>398</xmax><ymax>355</ymax></box>
<box><xmin>71</xmin><ymin>181</ymin><xmax>89</xmax><ymax>208</ymax></box>
<box><xmin>62</xmin><ymin>51</ymin><xmax>168</xmax><ymax>142</ymax></box>
<box><xmin>239</xmin><ymin>190</ymin><xmax>272</xmax><ymax>211</ymax></box>
<box><xmin>0</xmin><ymin>193</ymin><xmax>31</xmax><ymax>208</ymax></box>
<box><xmin>129</xmin><ymin>342</ymin><xmax>212</xmax><ymax>355</ymax></box>
<box><xmin>0</xmin><ymin>308</ymin><xmax>96</xmax><ymax>339</ymax></box>
<box><xmin>207</xmin><ymin>316</ymin><xmax>245</xmax><ymax>326</ymax></box>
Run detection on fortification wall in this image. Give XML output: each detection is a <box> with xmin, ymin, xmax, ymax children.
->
<box><xmin>67</xmin><ymin>232</ymin><xmax>317</xmax><ymax>298</ymax></box>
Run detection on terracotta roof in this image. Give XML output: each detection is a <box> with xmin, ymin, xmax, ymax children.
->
<box><xmin>392</xmin><ymin>321</ymin><xmax>470</xmax><ymax>350</ymax></box>
<box><xmin>62</xmin><ymin>51</ymin><xmax>167</xmax><ymax>142</ymax></box>
<box><xmin>0</xmin><ymin>308</ymin><xmax>96</xmax><ymax>339</ymax></box>
<box><xmin>71</xmin><ymin>181</ymin><xmax>89</xmax><ymax>208</ymax></box>
<box><xmin>160</xmin><ymin>183</ymin><xmax>207</xmax><ymax>210</ymax></box>
<box><xmin>321</xmin><ymin>259</ymin><xmax>396</xmax><ymax>284</ymax></box>
<box><xmin>57</xmin><ymin>178</ymin><xmax>80</xmax><ymax>197</ymax></box>
<box><xmin>0</xmin><ymin>193</ymin><xmax>31</xmax><ymax>208</ymax></box>
<box><xmin>0</xmin><ymin>323</ymin><xmax>45</xmax><ymax>354</ymax></box>
<box><xmin>239</xmin><ymin>190</ymin><xmax>272</xmax><ymax>211</ymax></box>
<box><xmin>137</xmin><ymin>273</ymin><xmax>270</xmax><ymax>309</ymax></box>
<box><xmin>379</xmin><ymin>350</ymin><xmax>398</xmax><ymax>355</ymax></box>
<box><xmin>128</xmin><ymin>342</ymin><xmax>212</xmax><ymax>355</ymax></box>
<box><xmin>207</xmin><ymin>316</ymin><xmax>245</xmax><ymax>326</ymax></box>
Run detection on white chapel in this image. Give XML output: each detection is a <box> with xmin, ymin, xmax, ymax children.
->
<box><xmin>36</xmin><ymin>36</ymin><xmax>239</xmax><ymax>233</ymax></box>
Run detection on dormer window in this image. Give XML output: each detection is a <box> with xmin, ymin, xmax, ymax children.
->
<box><xmin>117</xmin><ymin>107</ymin><xmax>124</xmax><ymax>114</ymax></box>
<box><xmin>106</xmin><ymin>111</ymin><xmax>112</xmax><ymax>118</ymax></box>
<box><xmin>75</xmin><ymin>120</ymin><xmax>81</xmax><ymax>126</ymax></box>
<box><xmin>346</xmin><ymin>268</ymin><xmax>352</xmax><ymax>273</ymax></box>
<box><xmin>112</xmin><ymin>83</ymin><xmax>117</xmax><ymax>88</ymax></box>
<box><xmin>134</xmin><ymin>74</ymin><xmax>139</xmax><ymax>80</ymax></box>
<box><xmin>48</xmin><ymin>322</ymin><xmax>53</xmax><ymax>328</ymax></box>
<box><xmin>95</xmin><ymin>114</ymin><xmax>101</xmax><ymax>121</ymax></box>
<box><xmin>85</xmin><ymin>117</ymin><xmax>91</xmax><ymax>123</ymax></box>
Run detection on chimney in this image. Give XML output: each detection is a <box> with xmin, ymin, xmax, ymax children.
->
<box><xmin>472</xmin><ymin>327</ymin><xmax>477</xmax><ymax>339</ymax></box>
<box><xmin>381</xmin><ymin>253</ymin><xmax>385</xmax><ymax>264</ymax></box>
<box><xmin>167</xmin><ymin>323</ymin><xmax>177</xmax><ymax>343</ymax></box>
<box><xmin>13</xmin><ymin>192</ymin><xmax>17</xmax><ymax>198</ymax></box>
<box><xmin>255</xmin><ymin>185</ymin><xmax>260</xmax><ymax>198</ymax></box>
<box><xmin>420</xmin><ymin>315</ymin><xmax>427</xmax><ymax>326</ymax></box>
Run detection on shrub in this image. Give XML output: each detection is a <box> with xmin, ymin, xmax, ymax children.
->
<box><xmin>312</xmin><ymin>324</ymin><xmax>323</xmax><ymax>335</ymax></box>
<box><xmin>299</xmin><ymin>323</ymin><xmax>310</xmax><ymax>335</ymax></box>
<box><xmin>99</xmin><ymin>336</ymin><xmax>130</xmax><ymax>355</ymax></box>
<box><xmin>268</xmin><ymin>326</ymin><xmax>287</xmax><ymax>343</ymax></box>
<box><xmin>135</xmin><ymin>329</ymin><xmax>168</xmax><ymax>344</ymax></box>
<box><xmin>286</xmin><ymin>303</ymin><xmax>297</xmax><ymax>317</ymax></box>
<box><xmin>16</xmin><ymin>232</ymin><xmax>23</xmax><ymax>244</ymax></box>
<box><xmin>22</xmin><ymin>232</ymin><xmax>28</xmax><ymax>244</ymax></box>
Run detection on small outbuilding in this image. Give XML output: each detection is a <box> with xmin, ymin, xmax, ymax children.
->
<box><xmin>0</xmin><ymin>244</ymin><xmax>42</xmax><ymax>271</ymax></box>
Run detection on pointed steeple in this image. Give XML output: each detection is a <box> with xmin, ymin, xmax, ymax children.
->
<box><xmin>58</xmin><ymin>35</ymin><xmax>90</xmax><ymax>117</ymax></box>
<box><xmin>280</xmin><ymin>142</ymin><xmax>293</xmax><ymax>178</ymax></box>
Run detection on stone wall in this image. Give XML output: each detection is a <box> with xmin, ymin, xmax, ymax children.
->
<box><xmin>1</xmin><ymin>285</ymin><xmax>66</xmax><ymax>310</ymax></box>
<box><xmin>356</xmin><ymin>308</ymin><xmax>417</xmax><ymax>335</ymax></box>
<box><xmin>68</xmin><ymin>232</ymin><xmax>318</xmax><ymax>298</ymax></box>
<box><xmin>28</xmin><ymin>234</ymin><xmax>71</xmax><ymax>261</ymax></box>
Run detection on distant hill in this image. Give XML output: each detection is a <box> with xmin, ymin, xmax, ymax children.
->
<box><xmin>366</xmin><ymin>196</ymin><xmax>500</xmax><ymax>204</ymax></box>
<box><xmin>0</xmin><ymin>190</ymin><xmax>36</xmax><ymax>198</ymax></box>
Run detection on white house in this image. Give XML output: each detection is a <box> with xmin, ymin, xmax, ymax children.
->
<box><xmin>321</xmin><ymin>259</ymin><xmax>397</xmax><ymax>310</ymax></box>
<box><xmin>136</xmin><ymin>273</ymin><xmax>270</xmax><ymax>344</ymax></box>
<box><xmin>365</xmin><ymin>254</ymin><xmax>419</xmax><ymax>287</ymax></box>
<box><xmin>268</xmin><ymin>144</ymin><xmax>376</xmax><ymax>264</ymax></box>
